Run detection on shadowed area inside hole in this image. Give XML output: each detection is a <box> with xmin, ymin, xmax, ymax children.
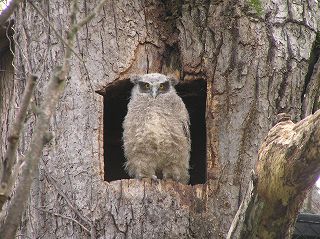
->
<box><xmin>103</xmin><ymin>78</ymin><xmax>207</xmax><ymax>185</ymax></box>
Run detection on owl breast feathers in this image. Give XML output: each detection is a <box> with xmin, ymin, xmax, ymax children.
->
<box><xmin>122</xmin><ymin>73</ymin><xmax>191</xmax><ymax>184</ymax></box>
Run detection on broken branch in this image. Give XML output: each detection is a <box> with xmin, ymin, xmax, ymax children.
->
<box><xmin>227</xmin><ymin>110</ymin><xmax>320</xmax><ymax>238</ymax></box>
<box><xmin>0</xmin><ymin>74</ymin><xmax>37</xmax><ymax>210</ymax></box>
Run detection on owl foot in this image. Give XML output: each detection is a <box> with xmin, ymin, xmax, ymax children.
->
<box><xmin>163</xmin><ymin>174</ymin><xmax>183</xmax><ymax>183</ymax></box>
<box><xmin>135</xmin><ymin>174</ymin><xmax>158</xmax><ymax>182</ymax></box>
<box><xmin>151</xmin><ymin>175</ymin><xmax>160</xmax><ymax>184</ymax></box>
<box><xmin>135</xmin><ymin>173</ymin><xmax>144</xmax><ymax>180</ymax></box>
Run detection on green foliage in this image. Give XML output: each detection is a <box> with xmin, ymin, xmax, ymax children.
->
<box><xmin>249</xmin><ymin>0</ymin><xmax>263</xmax><ymax>15</ymax></box>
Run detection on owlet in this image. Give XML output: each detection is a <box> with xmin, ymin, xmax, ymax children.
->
<box><xmin>122</xmin><ymin>73</ymin><xmax>191</xmax><ymax>184</ymax></box>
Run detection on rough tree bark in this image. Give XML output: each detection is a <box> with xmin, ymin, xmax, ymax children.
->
<box><xmin>0</xmin><ymin>21</ymin><xmax>14</xmax><ymax>172</ymax></box>
<box><xmin>0</xmin><ymin>0</ymin><xmax>320</xmax><ymax>238</ymax></box>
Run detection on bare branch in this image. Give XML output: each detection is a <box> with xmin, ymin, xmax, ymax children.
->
<box><xmin>0</xmin><ymin>0</ymin><xmax>22</xmax><ymax>26</ymax></box>
<box><xmin>0</xmin><ymin>69</ymin><xmax>62</xmax><ymax>238</ymax></box>
<box><xmin>0</xmin><ymin>0</ymin><xmax>107</xmax><ymax>237</ymax></box>
<box><xmin>0</xmin><ymin>74</ymin><xmax>37</xmax><ymax>210</ymax></box>
<box><xmin>227</xmin><ymin>172</ymin><xmax>257</xmax><ymax>239</ymax></box>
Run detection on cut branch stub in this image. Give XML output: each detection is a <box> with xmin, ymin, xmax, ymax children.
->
<box><xmin>257</xmin><ymin>110</ymin><xmax>320</xmax><ymax>204</ymax></box>
<box><xmin>228</xmin><ymin>109</ymin><xmax>320</xmax><ymax>238</ymax></box>
<box><xmin>255</xmin><ymin>109</ymin><xmax>320</xmax><ymax>236</ymax></box>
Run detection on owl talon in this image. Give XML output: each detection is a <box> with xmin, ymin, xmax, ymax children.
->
<box><xmin>151</xmin><ymin>175</ymin><xmax>158</xmax><ymax>181</ymax></box>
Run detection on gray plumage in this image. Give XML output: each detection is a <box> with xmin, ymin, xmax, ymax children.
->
<box><xmin>122</xmin><ymin>73</ymin><xmax>190</xmax><ymax>184</ymax></box>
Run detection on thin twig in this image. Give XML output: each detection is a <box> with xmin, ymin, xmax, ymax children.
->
<box><xmin>34</xmin><ymin>207</ymin><xmax>90</xmax><ymax>233</ymax></box>
<box><xmin>22</xmin><ymin>22</ymin><xmax>33</xmax><ymax>73</ymax></box>
<box><xmin>27</xmin><ymin>0</ymin><xmax>84</xmax><ymax>64</ymax></box>
<box><xmin>42</xmin><ymin>164</ymin><xmax>92</xmax><ymax>227</ymax></box>
<box><xmin>77</xmin><ymin>0</ymin><xmax>108</xmax><ymax>28</ymax></box>
<box><xmin>0</xmin><ymin>74</ymin><xmax>37</xmax><ymax>210</ymax></box>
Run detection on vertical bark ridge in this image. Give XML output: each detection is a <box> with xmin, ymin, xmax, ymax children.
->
<box><xmin>301</xmin><ymin>32</ymin><xmax>320</xmax><ymax>117</ymax></box>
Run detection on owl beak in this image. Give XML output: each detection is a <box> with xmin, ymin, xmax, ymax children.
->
<box><xmin>151</xmin><ymin>88</ymin><xmax>159</xmax><ymax>98</ymax></box>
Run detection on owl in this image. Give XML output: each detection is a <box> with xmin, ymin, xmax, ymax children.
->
<box><xmin>122</xmin><ymin>73</ymin><xmax>191</xmax><ymax>184</ymax></box>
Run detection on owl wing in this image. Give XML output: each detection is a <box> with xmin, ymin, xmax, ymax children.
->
<box><xmin>182</xmin><ymin>119</ymin><xmax>190</xmax><ymax>142</ymax></box>
<box><xmin>179</xmin><ymin>100</ymin><xmax>191</xmax><ymax>144</ymax></box>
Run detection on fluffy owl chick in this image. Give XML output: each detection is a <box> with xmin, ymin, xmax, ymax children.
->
<box><xmin>122</xmin><ymin>73</ymin><xmax>190</xmax><ymax>184</ymax></box>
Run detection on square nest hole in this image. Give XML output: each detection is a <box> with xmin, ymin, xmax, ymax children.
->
<box><xmin>103</xmin><ymin>78</ymin><xmax>207</xmax><ymax>185</ymax></box>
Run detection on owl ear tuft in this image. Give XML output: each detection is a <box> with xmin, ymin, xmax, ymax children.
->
<box><xmin>167</xmin><ymin>76</ymin><xmax>179</xmax><ymax>86</ymax></box>
<box><xmin>130</xmin><ymin>75</ymin><xmax>141</xmax><ymax>84</ymax></box>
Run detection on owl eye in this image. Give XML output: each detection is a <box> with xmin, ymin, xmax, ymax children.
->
<box><xmin>144</xmin><ymin>83</ymin><xmax>150</xmax><ymax>89</ymax></box>
<box><xmin>159</xmin><ymin>83</ymin><xmax>164</xmax><ymax>90</ymax></box>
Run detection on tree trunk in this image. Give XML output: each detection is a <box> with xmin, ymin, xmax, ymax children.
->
<box><xmin>1</xmin><ymin>0</ymin><xmax>320</xmax><ymax>238</ymax></box>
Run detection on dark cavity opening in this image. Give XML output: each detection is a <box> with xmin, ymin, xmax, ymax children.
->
<box><xmin>175</xmin><ymin>80</ymin><xmax>207</xmax><ymax>185</ymax></box>
<box><xmin>103</xmin><ymin>78</ymin><xmax>207</xmax><ymax>185</ymax></box>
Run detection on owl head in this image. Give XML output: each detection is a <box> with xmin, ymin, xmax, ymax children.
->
<box><xmin>130</xmin><ymin>73</ymin><xmax>178</xmax><ymax>98</ymax></box>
